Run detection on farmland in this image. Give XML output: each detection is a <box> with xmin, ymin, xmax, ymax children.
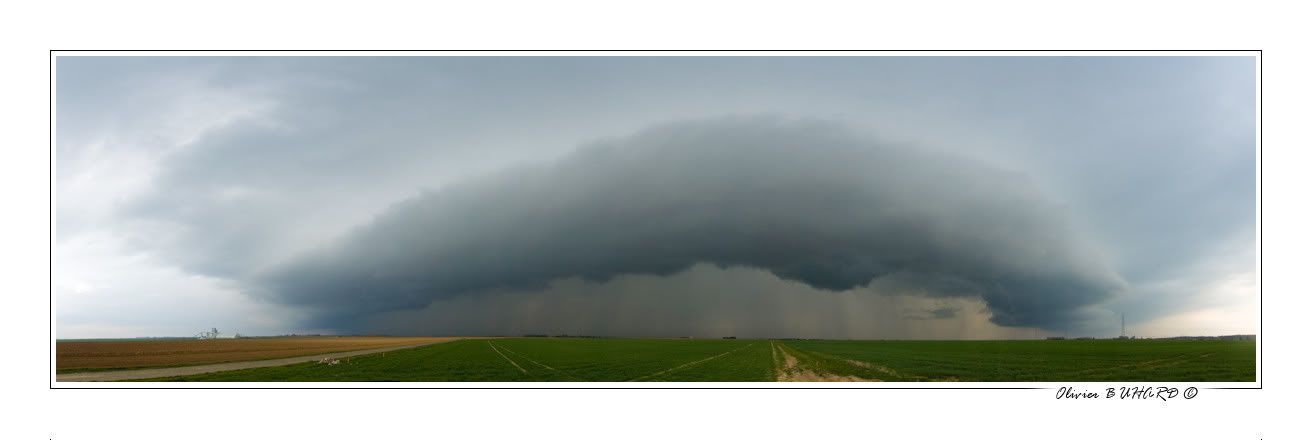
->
<box><xmin>56</xmin><ymin>336</ymin><xmax>459</xmax><ymax>372</ymax></box>
<box><xmin>140</xmin><ymin>337</ymin><xmax>1256</xmax><ymax>382</ymax></box>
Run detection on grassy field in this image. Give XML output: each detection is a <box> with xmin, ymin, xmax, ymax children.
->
<box><xmin>145</xmin><ymin>338</ymin><xmax>1255</xmax><ymax>382</ymax></box>
<box><xmin>56</xmin><ymin>336</ymin><xmax>458</xmax><ymax>372</ymax></box>
<box><xmin>777</xmin><ymin>339</ymin><xmax>1254</xmax><ymax>382</ymax></box>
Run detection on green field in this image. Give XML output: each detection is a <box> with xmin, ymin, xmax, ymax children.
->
<box><xmin>144</xmin><ymin>337</ymin><xmax>1255</xmax><ymax>382</ymax></box>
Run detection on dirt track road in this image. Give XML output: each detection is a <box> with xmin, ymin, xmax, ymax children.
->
<box><xmin>56</xmin><ymin>340</ymin><xmax>453</xmax><ymax>382</ymax></box>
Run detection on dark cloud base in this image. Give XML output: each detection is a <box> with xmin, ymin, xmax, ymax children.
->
<box><xmin>358</xmin><ymin>264</ymin><xmax>1039</xmax><ymax>340</ymax></box>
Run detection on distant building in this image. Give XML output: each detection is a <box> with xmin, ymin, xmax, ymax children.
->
<box><xmin>195</xmin><ymin>327</ymin><xmax>221</xmax><ymax>339</ymax></box>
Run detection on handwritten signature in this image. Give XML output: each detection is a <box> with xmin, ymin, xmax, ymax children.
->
<box><xmin>1056</xmin><ymin>386</ymin><xmax>1199</xmax><ymax>401</ymax></box>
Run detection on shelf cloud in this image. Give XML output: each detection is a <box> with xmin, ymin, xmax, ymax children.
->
<box><xmin>257</xmin><ymin>117</ymin><xmax>1124</xmax><ymax>331</ymax></box>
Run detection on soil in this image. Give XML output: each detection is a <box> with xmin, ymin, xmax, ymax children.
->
<box><xmin>771</xmin><ymin>341</ymin><xmax>878</xmax><ymax>382</ymax></box>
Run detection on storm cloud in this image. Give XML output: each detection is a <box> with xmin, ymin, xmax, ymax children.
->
<box><xmin>258</xmin><ymin>117</ymin><xmax>1123</xmax><ymax>331</ymax></box>
<box><xmin>55</xmin><ymin>56</ymin><xmax>1255</xmax><ymax>339</ymax></box>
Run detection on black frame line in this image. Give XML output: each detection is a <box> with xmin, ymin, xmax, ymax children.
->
<box><xmin>48</xmin><ymin>49</ymin><xmax>1263</xmax><ymax>391</ymax></box>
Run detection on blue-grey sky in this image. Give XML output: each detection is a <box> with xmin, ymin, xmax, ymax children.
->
<box><xmin>54</xmin><ymin>56</ymin><xmax>1256</xmax><ymax>339</ymax></box>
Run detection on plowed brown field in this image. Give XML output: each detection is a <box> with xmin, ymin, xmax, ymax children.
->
<box><xmin>56</xmin><ymin>337</ymin><xmax>461</xmax><ymax>372</ymax></box>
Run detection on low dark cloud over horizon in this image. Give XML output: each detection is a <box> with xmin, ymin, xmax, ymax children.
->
<box><xmin>55</xmin><ymin>56</ymin><xmax>1256</xmax><ymax>339</ymax></box>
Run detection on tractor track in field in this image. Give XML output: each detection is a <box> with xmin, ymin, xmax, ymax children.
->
<box><xmin>628</xmin><ymin>342</ymin><xmax>756</xmax><ymax>381</ymax></box>
<box><xmin>805</xmin><ymin>349</ymin><xmax>927</xmax><ymax>380</ymax></box>
<box><xmin>769</xmin><ymin>342</ymin><xmax>969</xmax><ymax>382</ymax></box>
<box><xmin>489</xmin><ymin>342</ymin><xmax>582</xmax><ymax>380</ymax></box>
<box><xmin>487</xmin><ymin>341</ymin><xmax>527</xmax><ymax>374</ymax></box>
<box><xmin>771</xmin><ymin>341</ymin><xmax>879</xmax><ymax>382</ymax></box>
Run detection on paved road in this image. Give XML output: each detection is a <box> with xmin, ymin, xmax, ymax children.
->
<box><xmin>56</xmin><ymin>340</ymin><xmax>455</xmax><ymax>382</ymax></box>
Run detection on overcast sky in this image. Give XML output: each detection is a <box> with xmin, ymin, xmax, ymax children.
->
<box><xmin>54</xmin><ymin>56</ymin><xmax>1256</xmax><ymax>339</ymax></box>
